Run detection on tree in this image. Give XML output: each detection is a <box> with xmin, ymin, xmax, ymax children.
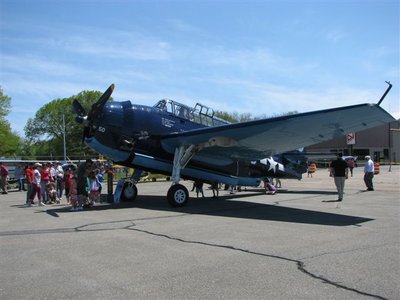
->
<box><xmin>24</xmin><ymin>90</ymin><xmax>105</xmax><ymax>159</ymax></box>
<box><xmin>215</xmin><ymin>110</ymin><xmax>298</xmax><ymax>123</ymax></box>
<box><xmin>0</xmin><ymin>87</ymin><xmax>22</xmax><ymax>156</ymax></box>
<box><xmin>215</xmin><ymin>111</ymin><xmax>252</xmax><ymax>123</ymax></box>
<box><xmin>0</xmin><ymin>86</ymin><xmax>11</xmax><ymax>119</ymax></box>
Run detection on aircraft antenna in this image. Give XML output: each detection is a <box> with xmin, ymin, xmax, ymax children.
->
<box><xmin>377</xmin><ymin>81</ymin><xmax>392</xmax><ymax>106</ymax></box>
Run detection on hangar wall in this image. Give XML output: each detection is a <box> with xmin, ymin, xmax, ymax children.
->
<box><xmin>305</xmin><ymin>120</ymin><xmax>400</xmax><ymax>162</ymax></box>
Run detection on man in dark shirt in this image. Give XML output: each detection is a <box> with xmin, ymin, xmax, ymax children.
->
<box><xmin>330</xmin><ymin>153</ymin><xmax>349</xmax><ymax>201</ymax></box>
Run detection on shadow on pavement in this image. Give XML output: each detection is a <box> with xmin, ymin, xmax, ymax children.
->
<box><xmin>43</xmin><ymin>192</ymin><xmax>373</xmax><ymax>227</ymax></box>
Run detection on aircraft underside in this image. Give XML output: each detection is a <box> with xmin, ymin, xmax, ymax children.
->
<box><xmin>85</xmin><ymin>135</ymin><xmax>302</xmax><ymax>206</ymax></box>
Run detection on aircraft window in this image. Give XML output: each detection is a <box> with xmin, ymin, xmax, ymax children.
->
<box><xmin>154</xmin><ymin>99</ymin><xmax>229</xmax><ymax>126</ymax></box>
<box><xmin>155</xmin><ymin>100</ymin><xmax>167</xmax><ymax>111</ymax></box>
<box><xmin>154</xmin><ymin>99</ymin><xmax>174</xmax><ymax>114</ymax></box>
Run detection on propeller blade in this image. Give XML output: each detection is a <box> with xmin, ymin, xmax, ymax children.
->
<box><xmin>88</xmin><ymin>83</ymin><xmax>115</xmax><ymax>120</ymax></box>
<box><xmin>72</xmin><ymin>99</ymin><xmax>87</xmax><ymax>117</ymax></box>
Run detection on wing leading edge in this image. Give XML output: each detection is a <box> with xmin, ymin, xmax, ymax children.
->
<box><xmin>160</xmin><ymin>103</ymin><xmax>396</xmax><ymax>161</ymax></box>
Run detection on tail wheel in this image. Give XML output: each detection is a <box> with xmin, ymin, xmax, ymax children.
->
<box><xmin>121</xmin><ymin>181</ymin><xmax>138</xmax><ymax>202</ymax></box>
<box><xmin>167</xmin><ymin>184</ymin><xmax>189</xmax><ymax>207</ymax></box>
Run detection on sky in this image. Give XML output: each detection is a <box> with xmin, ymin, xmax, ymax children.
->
<box><xmin>1</xmin><ymin>0</ymin><xmax>399</xmax><ymax>135</ymax></box>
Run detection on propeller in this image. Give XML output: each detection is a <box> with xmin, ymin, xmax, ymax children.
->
<box><xmin>88</xmin><ymin>83</ymin><xmax>115</xmax><ymax>120</ymax></box>
<box><xmin>72</xmin><ymin>84</ymin><xmax>115</xmax><ymax>142</ymax></box>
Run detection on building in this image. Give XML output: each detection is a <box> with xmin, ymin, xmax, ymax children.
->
<box><xmin>305</xmin><ymin>120</ymin><xmax>400</xmax><ymax>162</ymax></box>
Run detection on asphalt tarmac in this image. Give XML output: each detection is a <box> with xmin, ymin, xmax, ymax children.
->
<box><xmin>0</xmin><ymin>165</ymin><xmax>399</xmax><ymax>300</ymax></box>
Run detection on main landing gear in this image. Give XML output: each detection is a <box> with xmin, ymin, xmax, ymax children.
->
<box><xmin>121</xmin><ymin>179</ymin><xmax>138</xmax><ymax>202</ymax></box>
<box><xmin>120</xmin><ymin>177</ymin><xmax>189</xmax><ymax>206</ymax></box>
<box><xmin>120</xmin><ymin>145</ymin><xmax>198</xmax><ymax>207</ymax></box>
<box><xmin>166</xmin><ymin>145</ymin><xmax>198</xmax><ymax>207</ymax></box>
<box><xmin>167</xmin><ymin>184</ymin><xmax>189</xmax><ymax>207</ymax></box>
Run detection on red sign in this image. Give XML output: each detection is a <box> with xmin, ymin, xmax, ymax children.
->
<box><xmin>346</xmin><ymin>133</ymin><xmax>356</xmax><ymax>145</ymax></box>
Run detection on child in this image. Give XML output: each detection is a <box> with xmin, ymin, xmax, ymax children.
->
<box><xmin>264</xmin><ymin>178</ymin><xmax>277</xmax><ymax>195</ymax></box>
<box><xmin>69</xmin><ymin>171</ymin><xmax>78</xmax><ymax>211</ymax></box>
<box><xmin>46</xmin><ymin>181</ymin><xmax>58</xmax><ymax>204</ymax></box>
<box><xmin>87</xmin><ymin>171</ymin><xmax>100</xmax><ymax>206</ymax></box>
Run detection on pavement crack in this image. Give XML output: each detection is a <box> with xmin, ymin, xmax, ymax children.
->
<box><xmin>127</xmin><ymin>226</ymin><xmax>388</xmax><ymax>300</ymax></box>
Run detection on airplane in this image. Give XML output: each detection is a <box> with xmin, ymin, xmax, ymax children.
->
<box><xmin>72</xmin><ymin>82</ymin><xmax>395</xmax><ymax>207</ymax></box>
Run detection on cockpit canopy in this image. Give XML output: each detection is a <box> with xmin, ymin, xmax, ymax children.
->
<box><xmin>154</xmin><ymin>99</ymin><xmax>230</xmax><ymax>127</ymax></box>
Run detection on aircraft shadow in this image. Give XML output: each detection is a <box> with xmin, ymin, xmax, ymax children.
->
<box><xmin>45</xmin><ymin>192</ymin><xmax>372</xmax><ymax>227</ymax></box>
<box><xmin>242</xmin><ymin>188</ymin><xmax>337</xmax><ymax>195</ymax></box>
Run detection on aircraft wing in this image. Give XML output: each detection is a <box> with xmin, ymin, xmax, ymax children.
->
<box><xmin>160</xmin><ymin>103</ymin><xmax>395</xmax><ymax>162</ymax></box>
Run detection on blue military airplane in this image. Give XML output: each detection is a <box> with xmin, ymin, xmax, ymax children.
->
<box><xmin>73</xmin><ymin>83</ymin><xmax>395</xmax><ymax>206</ymax></box>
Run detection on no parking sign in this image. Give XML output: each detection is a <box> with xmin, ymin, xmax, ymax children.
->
<box><xmin>347</xmin><ymin>133</ymin><xmax>356</xmax><ymax>145</ymax></box>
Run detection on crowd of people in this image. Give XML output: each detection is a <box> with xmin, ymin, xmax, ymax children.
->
<box><xmin>0</xmin><ymin>159</ymin><xmax>104</xmax><ymax>211</ymax></box>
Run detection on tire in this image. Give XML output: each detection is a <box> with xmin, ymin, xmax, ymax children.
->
<box><xmin>167</xmin><ymin>184</ymin><xmax>189</xmax><ymax>207</ymax></box>
<box><xmin>121</xmin><ymin>181</ymin><xmax>138</xmax><ymax>202</ymax></box>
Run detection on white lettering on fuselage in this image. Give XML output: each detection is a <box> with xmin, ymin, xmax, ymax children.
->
<box><xmin>162</xmin><ymin>118</ymin><xmax>175</xmax><ymax>128</ymax></box>
<box><xmin>98</xmin><ymin>126</ymin><xmax>106</xmax><ymax>133</ymax></box>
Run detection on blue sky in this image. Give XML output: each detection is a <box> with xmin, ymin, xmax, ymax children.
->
<box><xmin>1</xmin><ymin>0</ymin><xmax>399</xmax><ymax>135</ymax></box>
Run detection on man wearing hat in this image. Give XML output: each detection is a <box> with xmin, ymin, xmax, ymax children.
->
<box><xmin>364</xmin><ymin>155</ymin><xmax>375</xmax><ymax>191</ymax></box>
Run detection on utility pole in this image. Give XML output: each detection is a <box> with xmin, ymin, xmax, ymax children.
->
<box><xmin>63</xmin><ymin>114</ymin><xmax>67</xmax><ymax>162</ymax></box>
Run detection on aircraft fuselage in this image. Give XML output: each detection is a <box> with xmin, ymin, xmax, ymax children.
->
<box><xmin>85</xmin><ymin>99</ymin><xmax>303</xmax><ymax>187</ymax></box>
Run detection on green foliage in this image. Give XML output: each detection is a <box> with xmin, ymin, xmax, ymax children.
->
<box><xmin>215</xmin><ymin>111</ymin><xmax>252</xmax><ymax>123</ymax></box>
<box><xmin>24</xmin><ymin>90</ymin><xmax>105</xmax><ymax>159</ymax></box>
<box><xmin>0</xmin><ymin>120</ymin><xmax>22</xmax><ymax>156</ymax></box>
<box><xmin>0</xmin><ymin>86</ymin><xmax>22</xmax><ymax>156</ymax></box>
<box><xmin>0</xmin><ymin>86</ymin><xmax>11</xmax><ymax>120</ymax></box>
<box><xmin>215</xmin><ymin>110</ymin><xmax>298</xmax><ymax>123</ymax></box>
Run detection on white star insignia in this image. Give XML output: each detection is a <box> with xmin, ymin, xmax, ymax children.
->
<box><xmin>267</xmin><ymin>157</ymin><xmax>278</xmax><ymax>173</ymax></box>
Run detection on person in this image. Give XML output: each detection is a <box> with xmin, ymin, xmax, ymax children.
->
<box><xmin>69</xmin><ymin>169</ymin><xmax>78</xmax><ymax>211</ymax></box>
<box><xmin>347</xmin><ymin>158</ymin><xmax>355</xmax><ymax>177</ymax></box>
<box><xmin>264</xmin><ymin>178</ymin><xmax>277</xmax><ymax>195</ymax></box>
<box><xmin>0</xmin><ymin>162</ymin><xmax>9</xmax><ymax>194</ymax></box>
<box><xmin>63</xmin><ymin>168</ymin><xmax>71</xmax><ymax>203</ymax></box>
<box><xmin>29</xmin><ymin>163</ymin><xmax>45</xmax><ymax>206</ymax></box>
<box><xmin>364</xmin><ymin>155</ymin><xmax>375</xmax><ymax>191</ymax></box>
<box><xmin>15</xmin><ymin>165</ymin><xmax>26</xmax><ymax>191</ymax></box>
<box><xmin>77</xmin><ymin>159</ymin><xmax>93</xmax><ymax>209</ymax></box>
<box><xmin>49</xmin><ymin>163</ymin><xmax>56</xmax><ymax>182</ymax></box>
<box><xmin>211</xmin><ymin>182</ymin><xmax>219</xmax><ymax>198</ymax></box>
<box><xmin>329</xmin><ymin>153</ymin><xmax>349</xmax><ymax>202</ymax></box>
<box><xmin>307</xmin><ymin>163</ymin><xmax>313</xmax><ymax>178</ymax></box>
<box><xmin>87</xmin><ymin>171</ymin><xmax>101</xmax><ymax>206</ymax></box>
<box><xmin>46</xmin><ymin>181</ymin><xmax>57</xmax><ymax>204</ymax></box>
<box><xmin>25</xmin><ymin>163</ymin><xmax>34</xmax><ymax>205</ymax></box>
<box><xmin>96</xmin><ymin>169</ymin><xmax>103</xmax><ymax>195</ymax></box>
<box><xmin>274</xmin><ymin>177</ymin><xmax>282</xmax><ymax>188</ymax></box>
<box><xmin>55</xmin><ymin>162</ymin><xmax>64</xmax><ymax>202</ymax></box>
<box><xmin>40</xmin><ymin>163</ymin><xmax>51</xmax><ymax>204</ymax></box>
<box><xmin>194</xmin><ymin>179</ymin><xmax>204</xmax><ymax>198</ymax></box>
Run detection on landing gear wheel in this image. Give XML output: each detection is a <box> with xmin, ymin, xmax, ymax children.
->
<box><xmin>167</xmin><ymin>184</ymin><xmax>189</xmax><ymax>207</ymax></box>
<box><xmin>121</xmin><ymin>181</ymin><xmax>138</xmax><ymax>202</ymax></box>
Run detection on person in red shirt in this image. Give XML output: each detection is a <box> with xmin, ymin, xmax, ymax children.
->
<box><xmin>25</xmin><ymin>164</ymin><xmax>34</xmax><ymax>205</ymax></box>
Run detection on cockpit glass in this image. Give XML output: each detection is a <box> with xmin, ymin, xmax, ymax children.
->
<box><xmin>154</xmin><ymin>99</ymin><xmax>230</xmax><ymax>127</ymax></box>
